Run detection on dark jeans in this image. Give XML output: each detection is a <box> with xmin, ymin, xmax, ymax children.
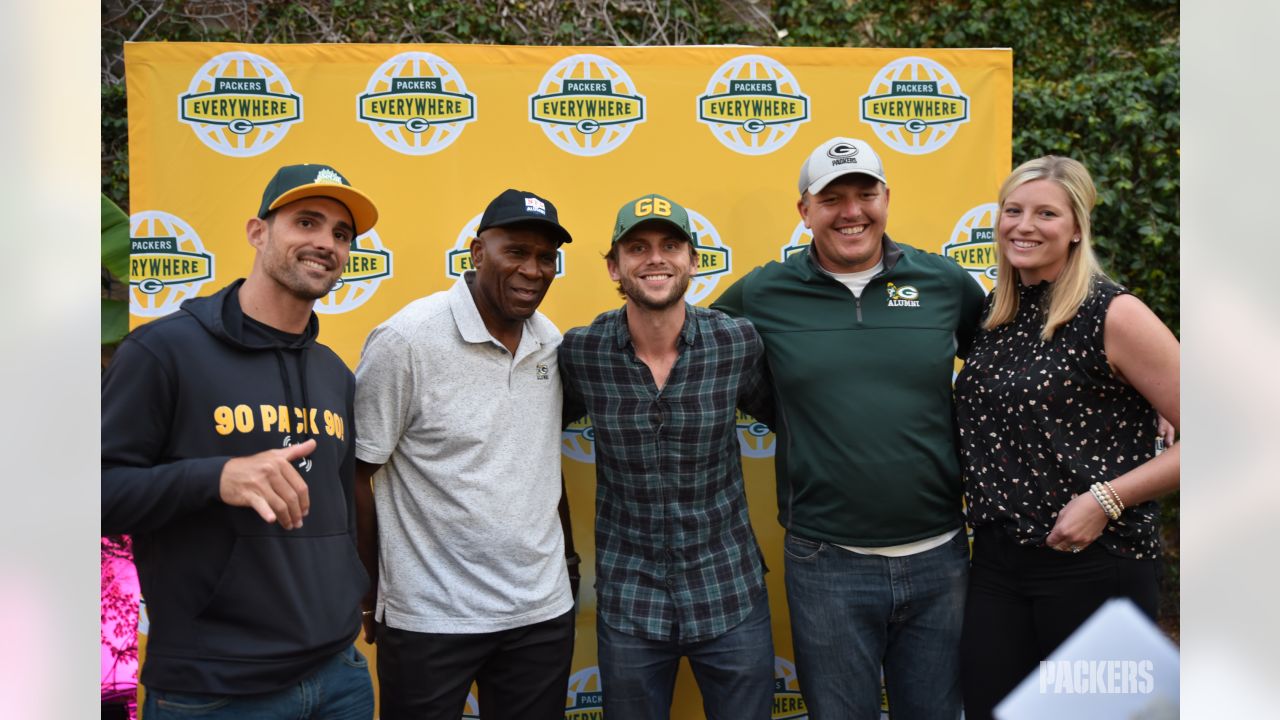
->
<box><xmin>375</xmin><ymin>608</ymin><xmax>575</xmax><ymax>720</ymax></box>
<box><xmin>784</xmin><ymin>530</ymin><xmax>968</xmax><ymax>720</ymax></box>
<box><xmin>141</xmin><ymin>645</ymin><xmax>373</xmax><ymax>719</ymax></box>
<box><xmin>596</xmin><ymin>589</ymin><xmax>775</xmax><ymax>720</ymax></box>
<box><xmin>959</xmin><ymin>525</ymin><xmax>1158</xmax><ymax>720</ymax></box>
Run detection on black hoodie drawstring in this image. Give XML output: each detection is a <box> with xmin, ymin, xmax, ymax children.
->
<box><xmin>297</xmin><ymin>349</ymin><xmax>311</xmax><ymax>442</ymax></box>
<box><xmin>272</xmin><ymin>349</ymin><xmax>311</xmax><ymax>444</ymax></box>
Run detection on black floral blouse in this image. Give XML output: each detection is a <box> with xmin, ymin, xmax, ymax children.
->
<box><xmin>955</xmin><ymin>276</ymin><xmax>1161</xmax><ymax>559</ymax></box>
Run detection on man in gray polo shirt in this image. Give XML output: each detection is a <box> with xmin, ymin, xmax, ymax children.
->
<box><xmin>352</xmin><ymin>189</ymin><xmax>576</xmax><ymax>720</ymax></box>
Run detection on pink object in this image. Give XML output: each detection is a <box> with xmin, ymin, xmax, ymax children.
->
<box><xmin>101</xmin><ymin>536</ymin><xmax>139</xmax><ymax>719</ymax></box>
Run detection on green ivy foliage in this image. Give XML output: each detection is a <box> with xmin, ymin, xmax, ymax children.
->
<box><xmin>770</xmin><ymin>0</ymin><xmax>1179</xmax><ymax>332</ymax></box>
<box><xmin>101</xmin><ymin>0</ymin><xmax>1177</xmax><ymax>332</ymax></box>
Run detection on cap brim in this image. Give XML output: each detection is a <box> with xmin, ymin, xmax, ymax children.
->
<box><xmin>805</xmin><ymin>168</ymin><xmax>888</xmax><ymax>195</ymax></box>
<box><xmin>270</xmin><ymin>184</ymin><xmax>379</xmax><ymax>236</ymax></box>
<box><xmin>480</xmin><ymin>214</ymin><xmax>573</xmax><ymax>245</ymax></box>
<box><xmin>612</xmin><ymin>217</ymin><xmax>694</xmax><ymax>245</ymax></box>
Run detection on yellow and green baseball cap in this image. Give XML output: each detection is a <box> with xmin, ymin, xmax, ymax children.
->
<box><xmin>610</xmin><ymin>193</ymin><xmax>696</xmax><ymax>245</ymax></box>
<box><xmin>257</xmin><ymin>163</ymin><xmax>379</xmax><ymax>236</ymax></box>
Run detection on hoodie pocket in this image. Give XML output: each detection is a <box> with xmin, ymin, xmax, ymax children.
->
<box><xmin>196</xmin><ymin>532</ymin><xmax>368</xmax><ymax>658</ymax></box>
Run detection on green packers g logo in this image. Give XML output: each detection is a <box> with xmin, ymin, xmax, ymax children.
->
<box><xmin>886</xmin><ymin>282</ymin><xmax>921</xmax><ymax>307</ymax></box>
<box><xmin>562</xmin><ymin>417</ymin><xmax>596</xmax><ymax>464</ymax></box>
<box><xmin>737</xmin><ymin>409</ymin><xmax>774</xmax><ymax>458</ymax></box>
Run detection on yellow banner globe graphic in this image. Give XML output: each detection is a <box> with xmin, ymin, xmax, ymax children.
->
<box><xmin>698</xmin><ymin>54</ymin><xmax>809</xmax><ymax>156</ymax></box>
<box><xmin>682</xmin><ymin>208</ymin><xmax>730</xmax><ymax>305</ymax></box>
<box><xmin>129</xmin><ymin>211</ymin><xmax>216</xmax><ymax>318</ymax></box>
<box><xmin>944</xmin><ymin>202</ymin><xmax>1000</xmax><ymax>293</ymax></box>
<box><xmin>530</xmin><ymin>54</ymin><xmax>646</xmax><ymax>156</ymax></box>
<box><xmin>860</xmin><ymin>56</ymin><xmax>970</xmax><ymax>156</ymax></box>
<box><xmin>782</xmin><ymin>219</ymin><xmax>814</xmax><ymax>261</ymax></box>
<box><xmin>773</xmin><ymin>656</ymin><xmax>809</xmax><ymax>720</ymax></box>
<box><xmin>737</xmin><ymin>410</ymin><xmax>775</xmax><ymax>458</ymax></box>
<box><xmin>564</xmin><ymin>666</ymin><xmax>604</xmax><ymax>718</ymax></box>
<box><xmin>178</xmin><ymin>51</ymin><xmax>301</xmax><ymax>157</ymax></box>
<box><xmin>357</xmin><ymin>51</ymin><xmax>477</xmax><ymax>155</ymax></box>
<box><xmin>314</xmin><ymin>229</ymin><xmax>393</xmax><ymax>315</ymax></box>
<box><xmin>561</xmin><ymin>419</ymin><xmax>596</xmax><ymax>464</ymax></box>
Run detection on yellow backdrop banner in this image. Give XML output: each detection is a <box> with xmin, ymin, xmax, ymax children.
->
<box><xmin>125</xmin><ymin>42</ymin><xmax>1011</xmax><ymax>719</ymax></box>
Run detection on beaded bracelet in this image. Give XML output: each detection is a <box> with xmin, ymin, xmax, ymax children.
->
<box><xmin>1103</xmin><ymin>480</ymin><xmax>1126</xmax><ymax>513</ymax></box>
<box><xmin>1089</xmin><ymin>482</ymin><xmax>1121</xmax><ymax>521</ymax></box>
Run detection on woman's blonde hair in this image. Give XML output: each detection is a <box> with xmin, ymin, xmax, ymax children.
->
<box><xmin>984</xmin><ymin>155</ymin><xmax>1107</xmax><ymax>341</ymax></box>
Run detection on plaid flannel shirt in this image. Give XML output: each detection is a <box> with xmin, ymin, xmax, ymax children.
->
<box><xmin>560</xmin><ymin>304</ymin><xmax>773</xmax><ymax>643</ymax></box>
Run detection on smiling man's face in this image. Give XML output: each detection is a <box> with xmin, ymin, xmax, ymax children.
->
<box><xmin>799</xmin><ymin>174</ymin><xmax>890</xmax><ymax>274</ymax></box>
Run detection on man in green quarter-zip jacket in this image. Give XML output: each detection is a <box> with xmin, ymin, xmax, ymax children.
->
<box><xmin>712</xmin><ymin>137</ymin><xmax>986</xmax><ymax>720</ymax></box>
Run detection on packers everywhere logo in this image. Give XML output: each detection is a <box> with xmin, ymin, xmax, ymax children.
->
<box><xmin>529</xmin><ymin>54</ymin><xmax>646</xmax><ymax>156</ymax></box>
<box><xmin>860</xmin><ymin>56</ymin><xmax>970</xmax><ymax>155</ymax></box>
<box><xmin>313</xmin><ymin>229</ymin><xmax>394</xmax><ymax>315</ymax></box>
<box><xmin>943</xmin><ymin>203</ymin><xmax>999</xmax><ymax>293</ymax></box>
<box><xmin>561</xmin><ymin>417</ymin><xmax>596</xmax><ymax>464</ymax></box>
<box><xmin>737</xmin><ymin>409</ymin><xmax>775</xmax><ymax>458</ymax></box>
<box><xmin>773</xmin><ymin>656</ymin><xmax>808</xmax><ymax>719</ymax></box>
<box><xmin>564</xmin><ymin>666</ymin><xmax>604</xmax><ymax>719</ymax></box>
<box><xmin>178</xmin><ymin>51</ymin><xmax>302</xmax><ymax>157</ymax></box>
<box><xmin>129</xmin><ymin>211</ymin><xmax>216</xmax><ymax>318</ymax></box>
<box><xmin>446</xmin><ymin>213</ymin><xmax>566</xmax><ymax>280</ymax></box>
<box><xmin>681</xmin><ymin>208</ymin><xmax>732</xmax><ymax>305</ymax></box>
<box><xmin>697</xmin><ymin>55</ymin><xmax>810</xmax><ymax>155</ymax></box>
<box><xmin>357</xmin><ymin>52</ymin><xmax>477</xmax><ymax>155</ymax></box>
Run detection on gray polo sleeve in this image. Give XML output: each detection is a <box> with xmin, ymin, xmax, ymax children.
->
<box><xmin>353</xmin><ymin>324</ymin><xmax>417</xmax><ymax>465</ymax></box>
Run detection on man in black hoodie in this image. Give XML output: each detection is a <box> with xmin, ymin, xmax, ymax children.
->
<box><xmin>102</xmin><ymin>164</ymin><xmax>379</xmax><ymax>719</ymax></box>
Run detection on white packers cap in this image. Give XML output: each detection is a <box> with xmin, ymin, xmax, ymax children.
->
<box><xmin>798</xmin><ymin>137</ymin><xmax>888</xmax><ymax>195</ymax></box>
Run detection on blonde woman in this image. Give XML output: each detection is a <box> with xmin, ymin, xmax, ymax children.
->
<box><xmin>953</xmin><ymin>156</ymin><xmax>1179</xmax><ymax>719</ymax></box>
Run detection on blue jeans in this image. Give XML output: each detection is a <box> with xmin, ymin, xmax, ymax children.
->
<box><xmin>784</xmin><ymin>531</ymin><xmax>967</xmax><ymax>720</ymax></box>
<box><xmin>141</xmin><ymin>645</ymin><xmax>373</xmax><ymax>719</ymax></box>
<box><xmin>597</xmin><ymin>589</ymin><xmax>775</xmax><ymax>720</ymax></box>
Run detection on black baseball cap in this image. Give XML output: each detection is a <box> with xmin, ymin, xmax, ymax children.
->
<box><xmin>476</xmin><ymin>189</ymin><xmax>573</xmax><ymax>246</ymax></box>
<box><xmin>257</xmin><ymin>163</ymin><xmax>378</xmax><ymax>236</ymax></box>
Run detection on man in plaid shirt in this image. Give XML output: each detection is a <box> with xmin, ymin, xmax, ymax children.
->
<box><xmin>559</xmin><ymin>193</ymin><xmax>775</xmax><ymax>720</ymax></box>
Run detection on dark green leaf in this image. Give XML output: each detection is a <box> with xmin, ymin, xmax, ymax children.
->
<box><xmin>102</xmin><ymin>193</ymin><xmax>130</xmax><ymax>282</ymax></box>
<box><xmin>102</xmin><ymin>298</ymin><xmax>129</xmax><ymax>345</ymax></box>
